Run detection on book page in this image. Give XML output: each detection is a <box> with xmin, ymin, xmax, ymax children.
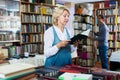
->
<box><xmin>81</xmin><ymin>29</ymin><xmax>91</xmax><ymax>36</ymax></box>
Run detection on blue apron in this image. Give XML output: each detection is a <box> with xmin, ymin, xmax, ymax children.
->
<box><xmin>45</xmin><ymin>27</ymin><xmax>72</xmax><ymax>67</ymax></box>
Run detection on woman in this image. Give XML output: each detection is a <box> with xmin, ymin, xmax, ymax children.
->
<box><xmin>44</xmin><ymin>6</ymin><xmax>78</xmax><ymax>67</ymax></box>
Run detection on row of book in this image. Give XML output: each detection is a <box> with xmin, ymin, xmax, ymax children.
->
<box><xmin>0</xmin><ymin>31</ymin><xmax>20</xmax><ymax>41</ymax></box>
<box><xmin>108</xmin><ymin>25</ymin><xmax>117</xmax><ymax>32</ymax></box>
<box><xmin>79</xmin><ymin>38</ymin><xmax>93</xmax><ymax>45</ymax></box>
<box><xmin>109</xmin><ymin>33</ymin><xmax>120</xmax><ymax>41</ymax></box>
<box><xmin>77</xmin><ymin>44</ymin><xmax>94</xmax><ymax>66</ymax></box>
<box><xmin>21</xmin><ymin>24</ymin><xmax>42</xmax><ymax>33</ymax></box>
<box><xmin>21</xmin><ymin>43</ymin><xmax>43</xmax><ymax>54</ymax></box>
<box><xmin>21</xmin><ymin>14</ymin><xmax>52</xmax><ymax>24</ymax></box>
<box><xmin>96</xmin><ymin>9</ymin><xmax>116</xmax><ymax>16</ymax></box>
<box><xmin>109</xmin><ymin>33</ymin><xmax>116</xmax><ymax>40</ymax></box>
<box><xmin>96</xmin><ymin>16</ymin><xmax>116</xmax><ymax>24</ymax></box>
<box><xmin>0</xmin><ymin>9</ymin><xmax>19</xmax><ymax>16</ymax></box>
<box><xmin>109</xmin><ymin>25</ymin><xmax>120</xmax><ymax>32</ymax></box>
<box><xmin>0</xmin><ymin>16</ymin><xmax>20</xmax><ymax>29</ymax></box>
<box><xmin>21</xmin><ymin>4</ymin><xmax>40</xmax><ymax>13</ymax></box>
<box><xmin>74</xmin><ymin>23</ymin><xmax>92</xmax><ymax>31</ymax></box>
<box><xmin>95</xmin><ymin>25</ymin><xmax>120</xmax><ymax>32</ymax></box>
<box><xmin>21</xmin><ymin>3</ymin><xmax>53</xmax><ymax>14</ymax></box>
<box><xmin>94</xmin><ymin>1</ymin><xmax>116</xmax><ymax>9</ymax></box>
<box><xmin>0</xmin><ymin>0</ymin><xmax>19</xmax><ymax>16</ymax></box>
<box><xmin>109</xmin><ymin>41</ymin><xmax>120</xmax><ymax>48</ymax></box>
<box><xmin>0</xmin><ymin>45</ymin><xmax>21</xmax><ymax>59</ymax></box>
<box><xmin>22</xmin><ymin>34</ymin><xmax>42</xmax><ymax>43</ymax></box>
<box><xmin>74</xmin><ymin>15</ymin><xmax>93</xmax><ymax>24</ymax></box>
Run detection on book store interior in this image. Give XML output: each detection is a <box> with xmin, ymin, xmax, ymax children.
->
<box><xmin>0</xmin><ymin>0</ymin><xmax>120</xmax><ymax>80</ymax></box>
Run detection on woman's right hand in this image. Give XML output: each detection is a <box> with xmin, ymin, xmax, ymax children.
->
<box><xmin>56</xmin><ymin>40</ymin><xmax>70</xmax><ymax>48</ymax></box>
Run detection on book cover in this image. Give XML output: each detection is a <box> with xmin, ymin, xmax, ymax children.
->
<box><xmin>58</xmin><ymin>72</ymin><xmax>92</xmax><ymax>80</ymax></box>
<box><xmin>70</xmin><ymin>29</ymin><xmax>91</xmax><ymax>44</ymax></box>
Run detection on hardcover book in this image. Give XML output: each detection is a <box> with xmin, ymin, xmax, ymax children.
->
<box><xmin>70</xmin><ymin>29</ymin><xmax>91</xmax><ymax>44</ymax></box>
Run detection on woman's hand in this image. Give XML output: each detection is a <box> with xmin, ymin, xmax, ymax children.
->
<box><xmin>56</xmin><ymin>40</ymin><xmax>70</xmax><ymax>48</ymax></box>
<box><xmin>73</xmin><ymin>40</ymin><xmax>80</xmax><ymax>47</ymax></box>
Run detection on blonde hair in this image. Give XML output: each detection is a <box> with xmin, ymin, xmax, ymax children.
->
<box><xmin>52</xmin><ymin>6</ymin><xmax>70</xmax><ymax>26</ymax></box>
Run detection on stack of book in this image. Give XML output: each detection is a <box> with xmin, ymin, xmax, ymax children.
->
<box><xmin>36</xmin><ymin>66</ymin><xmax>61</xmax><ymax>80</ymax></box>
<box><xmin>0</xmin><ymin>63</ymin><xmax>35</xmax><ymax>79</ymax></box>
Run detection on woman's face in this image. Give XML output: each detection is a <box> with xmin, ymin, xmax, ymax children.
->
<box><xmin>58</xmin><ymin>10</ymin><xmax>69</xmax><ymax>26</ymax></box>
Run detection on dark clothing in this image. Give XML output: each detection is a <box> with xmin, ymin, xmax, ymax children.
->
<box><xmin>95</xmin><ymin>23</ymin><xmax>109</xmax><ymax>47</ymax></box>
<box><xmin>99</xmin><ymin>45</ymin><xmax>109</xmax><ymax>69</ymax></box>
<box><xmin>95</xmin><ymin>22</ymin><xmax>109</xmax><ymax>69</ymax></box>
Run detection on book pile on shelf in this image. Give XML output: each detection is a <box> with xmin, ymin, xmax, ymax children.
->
<box><xmin>0</xmin><ymin>63</ymin><xmax>36</xmax><ymax>79</ymax></box>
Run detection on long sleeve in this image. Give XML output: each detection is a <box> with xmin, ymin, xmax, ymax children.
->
<box><xmin>44</xmin><ymin>27</ymin><xmax>59</xmax><ymax>58</ymax></box>
<box><xmin>95</xmin><ymin>27</ymin><xmax>106</xmax><ymax>41</ymax></box>
<box><xmin>94</xmin><ymin>23</ymin><xmax>109</xmax><ymax>47</ymax></box>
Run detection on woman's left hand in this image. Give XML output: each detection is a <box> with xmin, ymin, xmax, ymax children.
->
<box><xmin>73</xmin><ymin>40</ymin><xmax>80</xmax><ymax>47</ymax></box>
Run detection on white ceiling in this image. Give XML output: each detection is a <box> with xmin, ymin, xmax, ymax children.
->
<box><xmin>56</xmin><ymin>0</ymin><xmax>105</xmax><ymax>4</ymax></box>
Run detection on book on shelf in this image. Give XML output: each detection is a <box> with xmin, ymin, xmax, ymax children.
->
<box><xmin>70</xmin><ymin>29</ymin><xmax>91</xmax><ymax>44</ymax></box>
<box><xmin>0</xmin><ymin>63</ymin><xmax>35</xmax><ymax>78</ymax></box>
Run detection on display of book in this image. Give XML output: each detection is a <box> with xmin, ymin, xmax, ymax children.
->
<box><xmin>70</xmin><ymin>29</ymin><xmax>91</xmax><ymax>44</ymax></box>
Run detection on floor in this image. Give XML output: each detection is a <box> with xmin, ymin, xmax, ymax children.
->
<box><xmin>95</xmin><ymin>61</ymin><xmax>120</xmax><ymax>72</ymax></box>
<box><xmin>94</xmin><ymin>61</ymin><xmax>102</xmax><ymax>68</ymax></box>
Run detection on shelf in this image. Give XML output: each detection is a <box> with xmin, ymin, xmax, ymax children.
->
<box><xmin>21</xmin><ymin>42</ymin><xmax>42</xmax><ymax>44</ymax></box>
<box><xmin>21</xmin><ymin>12</ymin><xmax>41</xmax><ymax>15</ymax></box>
<box><xmin>21</xmin><ymin>32</ymin><xmax>42</xmax><ymax>34</ymax></box>
<box><xmin>74</xmin><ymin>14</ymin><xmax>93</xmax><ymax>17</ymax></box>
<box><xmin>94</xmin><ymin>7</ymin><xmax>116</xmax><ymax>10</ymax></box>
<box><xmin>0</xmin><ymin>40</ymin><xmax>20</xmax><ymax>43</ymax></box>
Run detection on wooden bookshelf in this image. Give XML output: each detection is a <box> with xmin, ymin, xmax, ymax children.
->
<box><xmin>20</xmin><ymin>0</ymin><xmax>56</xmax><ymax>56</ymax></box>
<box><xmin>93</xmin><ymin>0</ymin><xmax>120</xmax><ymax>53</ymax></box>
<box><xmin>73</xmin><ymin>3</ymin><xmax>95</xmax><ymax>67</ymax></box>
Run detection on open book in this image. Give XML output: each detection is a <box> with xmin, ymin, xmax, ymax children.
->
<box><xmin>70</xmin><ymin>29</ymin><xmax>91</xmax><ymax>44</ymax></box>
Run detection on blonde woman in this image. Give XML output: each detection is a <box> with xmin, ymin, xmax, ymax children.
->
<box><xmin>44</xmin><ymin>7</ymin><xmax>79</xmax><ymax>67</ymax></box>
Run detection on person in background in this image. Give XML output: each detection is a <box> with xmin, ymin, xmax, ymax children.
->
<box><xmin>89</xmin><ymin>15</ymin><xmax>109</xmax><ymax>70</ymax></box>
<box><xmin>44</xmin><ymin>6</ymin><xmax>79</xmax><ymax>67</ymax></box>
